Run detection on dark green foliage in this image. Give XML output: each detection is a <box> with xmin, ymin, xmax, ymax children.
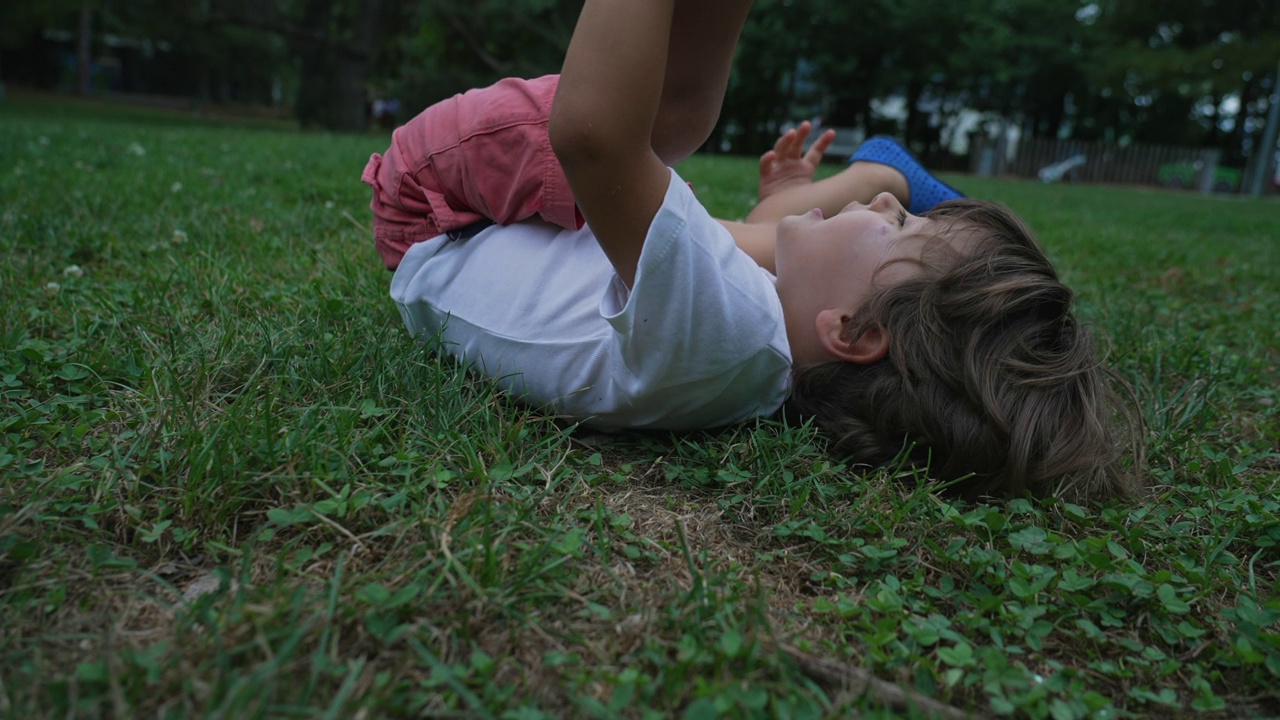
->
<box><xmin>5</xmin><ymin>0</ymin><xmax>1278</xmax><ymax>154</ymax></box>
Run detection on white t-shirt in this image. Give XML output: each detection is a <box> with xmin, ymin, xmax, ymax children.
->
<box><xmin>390</xmin><ymin>169</ymin><xmax>792</xmax><ymax>430</ymax></box>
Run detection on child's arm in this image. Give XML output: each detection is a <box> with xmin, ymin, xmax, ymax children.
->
<box><xmin>549</xmin><ymin>0</ymin><xmax>676</xmax><ymax>289</ymax></box>
<box><xmin>709</xmin><ymin>122</ymin><xmax>835</xmax><ymax>274</ymax></box>
<box><xmin>746</xmin><ymin>128</ymin><xmax>910</xmax><ymax>224</ymax></box>
<box><xmin>716</xmin><ymin>220</ymin><xmax>778</xmax><ymax>273</ymax></box>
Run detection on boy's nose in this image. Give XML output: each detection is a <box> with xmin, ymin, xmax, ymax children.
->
<box><xmin>868</xmin><ymin>191</ymin><xmax>902</xmax><ymax>213</ymax></box>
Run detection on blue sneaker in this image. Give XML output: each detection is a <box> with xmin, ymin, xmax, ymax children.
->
<box><xmin>850</xmin><ymin>136</ymin><xmax>964</xmax><ymax>214</ymax></box>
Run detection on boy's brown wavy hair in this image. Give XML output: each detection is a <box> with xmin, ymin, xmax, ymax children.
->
<box><xmin>787</xmin><ymin>199</ymin><xmax>1144</xmax><ymax>503</ymax></box>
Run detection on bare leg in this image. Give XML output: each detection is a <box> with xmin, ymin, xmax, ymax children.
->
<box><xmin>650</xmin><ymin>0</ymin><xmax>754</xmax><ymax>165</ymax></box>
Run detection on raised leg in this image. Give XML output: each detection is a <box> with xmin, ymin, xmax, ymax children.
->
<box><xmin>650</xmin><ymin>0</ymin><xmax>755</xmax><ymax>165</ymax></box>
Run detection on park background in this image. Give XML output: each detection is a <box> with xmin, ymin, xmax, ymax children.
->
<box><xmin>3</xmin><ymin>0</ymin><xmax>1280</xmax><ymax>191</ymax></box>
<box><xmin>1</xmin><ymin>1</ymin><xmax>1278</xmax><ymax>718</ymax></box>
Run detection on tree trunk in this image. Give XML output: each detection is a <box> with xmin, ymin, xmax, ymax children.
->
<box><xmin>1203</xmin><ymin>93</ymin><xmax>1221</xmax><ymax>148</ymax></box>
<box><xmin>903</xmin><ymin>78</ymin><xmax>924</xmax><ymax>147</ymax></box>
<box><xmin>77</xmin><ymin>1</ymin><xmax>92</xmax><ymax>96</ymax></box>
<box><xmin>295</xmin><ymin>0</ymin><xmax>380</xmax><ymax>132</ymax></box>
<box><xmin>336</xmin><ymin>0</ymin><xmax>381</xmax><ymax>130</ymax></box>
<box><xmin>1227</xmin><ymin>76</ymin><xmax>1257</xmax><ymax>165</ymax></box>
<box><xmin>1048</xmin><ymin>93</ymin><xmax>1067</xmax><ymax>139</ymax></box>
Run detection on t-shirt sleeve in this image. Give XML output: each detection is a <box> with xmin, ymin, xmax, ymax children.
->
<box><xmin>599</xmin><ymin>169</ymin><xmax>789</xmax><ymax>397</ymax></box>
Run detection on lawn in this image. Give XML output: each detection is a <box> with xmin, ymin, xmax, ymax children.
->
<box><xmin>1</xmin><ymin>97</ymin><xmax>1277</xmax><ymax>719</ymax></box>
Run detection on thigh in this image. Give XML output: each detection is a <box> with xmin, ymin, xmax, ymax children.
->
<box><xmin>365</xmin><ymin>75</ymin><xmax>582</xmax><ymax>269</ymax></box>
<box><xmin>651</xmin><ymin>0</ymin><xmax>754</xmax><ymax>164</ymax></box>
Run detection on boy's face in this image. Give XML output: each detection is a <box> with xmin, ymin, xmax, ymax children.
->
<box><xmin>774</xmin><ymin>192</ymin><xmax>936</xmax><ymax>364</ymax></box>
<box><xmin>775</xmin><ymin>191</ymin><xmax>931</xmax><ymax>309</ymax></box>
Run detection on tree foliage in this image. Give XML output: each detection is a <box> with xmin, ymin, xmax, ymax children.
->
<box><xmin>386</xmin><ymin>0</ymin><xmax>579</xmax><ymax>113</ymax></box>
<box><xmin>1085</xmin><ymin>0</ymin><xmax>1280</xmax><ymax>159</ymax></box>
<box><xmin>3</xmin><ymin>0</ymin><xmax>1276</xmax><ymax>161</ymax></box>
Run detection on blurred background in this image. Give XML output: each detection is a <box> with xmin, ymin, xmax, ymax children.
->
<box><xmin>2</xmin><ymin>0</ymin><xmax>1277</xmax><ymax>194</ymax></box>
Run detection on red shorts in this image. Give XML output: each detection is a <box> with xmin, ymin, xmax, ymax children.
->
<box><xmin>361</xmin><ymin>75</ymin><xmax>583</xmax><ymax>270</ymax></box>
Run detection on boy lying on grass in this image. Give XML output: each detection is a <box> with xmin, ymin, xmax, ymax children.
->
<box><xmin>362</xmin><ymin>0</ymin><xmax>1141</xmax><ymax>503</ymax></box>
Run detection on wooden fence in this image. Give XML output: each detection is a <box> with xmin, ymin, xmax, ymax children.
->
<box><xmin>971</xmin><ymin>136</ymin><xmax>1228</xmax><ymax>192</ymax></box>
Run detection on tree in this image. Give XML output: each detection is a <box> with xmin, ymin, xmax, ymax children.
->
<box><xmin>288</xmin><ymin>0</ymin><xmax>381</xmax><ymax>130</ymax></box>
<box><xmin>0</xmin><ymin>0</ymin><xmax>87</xmax><ymax>89</ymax></box>
<box><xmin>948</xmin><ymin>0</ymin><xmax>1094</xmax><ymax>138</ymax></box>
<box><xmin>714</xmin><ymin>0</ymin><xmax>815</xmax><ymax>153</ymax></box>
<box><xmin>183</xmin><ymin>0</ymin><xmax>384</xmax><ymax>130</ymax></box>
<box><xmin>389</xmin><ymin>0</ymin><xmax>579</xmax><ymax>113</ymax></box>
<box><xmin>103</xmin><ymin>0</ymin><xmax>287</xmax><ymax>102</ymax></box>
<box><xmin>1086</xmin><ymin>0</ymin><xmax>1280</xmax><ymax>156</ymax></box>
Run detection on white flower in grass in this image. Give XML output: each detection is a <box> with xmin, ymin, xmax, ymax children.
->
<box><xmin>171</xmin><ymin>229</ymin><xmax>188</xmax><ymax>244</ymax></box>
<box><xmin>171</xmin><ymin>181</ymin><xmax>183</xmax><ymax>193</ymax></box>
<box><xmin>126</xmin><ymin>142</ymin><xmax>146</xmax><ymax>156</ymax></box>
<box><xmin>63</xmin><ymin>265</ymin><xmax>84</xmax><ymax>278</ymax></box>
<box><xmin>45</xmin><ymin>282</ymin><xmax>61</xmax><ymax>294</ymax></box>
<box><xmin>325</xmin><ymin>200</ymin><xmax>335</xmax><ymax>209</ymax></box>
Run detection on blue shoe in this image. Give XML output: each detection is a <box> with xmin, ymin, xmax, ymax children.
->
<box><xmin>850</xmin><ymin>136</ymin><xmax>964</xmax><ymax>214</ymax></box>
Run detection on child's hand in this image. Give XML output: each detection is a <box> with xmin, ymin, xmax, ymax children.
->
<box><xmin>758</xmin><ymin>121</ymin><xmax>835</xmax><ymax>202</ymax></box>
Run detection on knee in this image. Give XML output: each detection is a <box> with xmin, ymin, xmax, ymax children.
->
<box><xmin>651</xmin><ymin>92</ymin><xmax>720</xmax><ymax>165</ymax></box>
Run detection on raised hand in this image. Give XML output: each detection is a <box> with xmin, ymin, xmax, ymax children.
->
<box><xmin>757</xmin><ymin>121</ymin><xmax>836</xmax><ymax>202</ymax></box>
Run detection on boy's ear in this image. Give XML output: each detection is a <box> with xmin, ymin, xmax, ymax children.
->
<box><xmin>816</xmin><ymin>309</ymin><xmax>890</xmax><ymax>364</ymax></box>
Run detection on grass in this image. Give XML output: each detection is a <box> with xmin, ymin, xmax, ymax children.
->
<box><xmin>1</xmin><ymin>95</ymin><xmax>1277</xmax><ymax>719</ymax></box>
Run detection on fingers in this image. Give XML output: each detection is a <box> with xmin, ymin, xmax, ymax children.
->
<box><xmin>771</xmin><ymin>128</ymin><xmax>796</xmax><ymax>159</ymax></box>
<box><xmin>804</xmin><ymin>128</ymin><xmax>837</xmax><ymax>164</ymax></box>
<box><xmin>759</xmin><ymin>149</ymin><xmax>777</xmax><ymax>174</ymax></box>
<box><xmin>791</xmin><ymin>121</ymin><xmax>812</xmax><ymax>150</ymax></box>
<box><xmin>771</xmin><ymin>121</ymin><xmax>831</xmax><ymax>163</ymax></box>
<box><xmin>762</xmin><ymin>121</ymin><xmax>829</xmax><ymax>179</ymax></box>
